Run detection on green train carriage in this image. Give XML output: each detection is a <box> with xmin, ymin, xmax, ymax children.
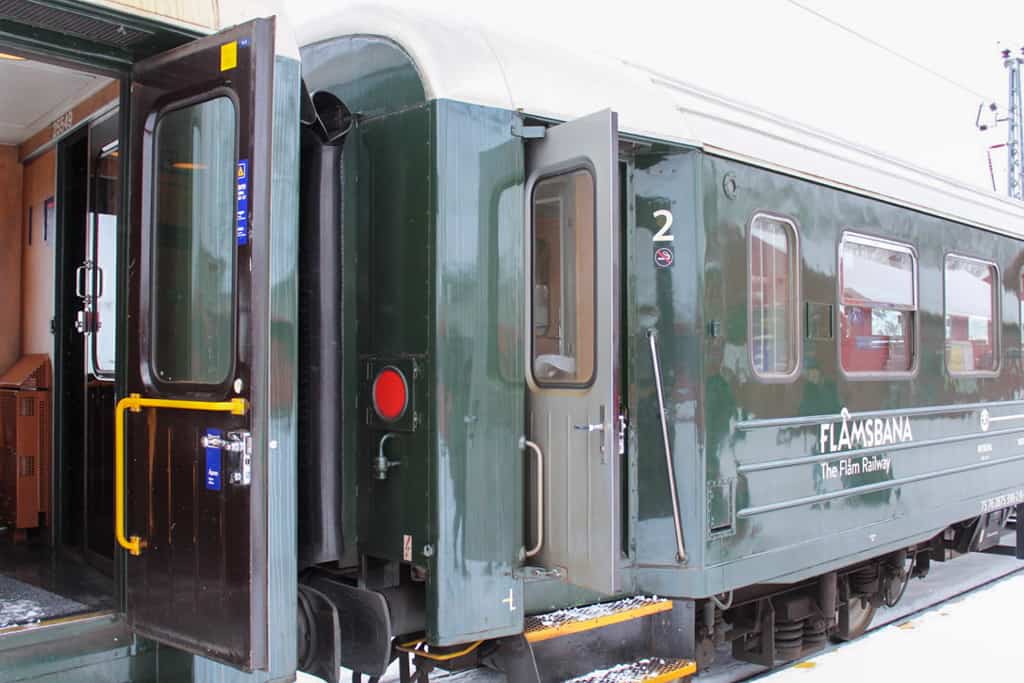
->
<box><xmin>0</xmin><ymin>2</ymin><xmax>1022</xmax><ymax>682</ymax></box>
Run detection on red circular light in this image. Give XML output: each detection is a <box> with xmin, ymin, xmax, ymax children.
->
<box><xmin>372</xmin><ymin>367</ymin><xmax>408</xmax><ymax>422</ymax></box>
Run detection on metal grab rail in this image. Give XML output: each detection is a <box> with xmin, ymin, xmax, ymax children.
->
<box><xmin>520</xmin><ymin>437</ymin><xmax>545</xmax><ymax>558</ymax></box>
<box><xmin>115</xmin><ymin>392</ymin><xmax>248</xmax><ymax>556</ymax></box>
<box><xmin>648</xmin><ymin>330</ymin><xmax>686</xmax><ymax>563</ymax></box>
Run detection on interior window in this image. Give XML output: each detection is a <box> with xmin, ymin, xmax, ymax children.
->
<box><xmin>151</xmin><ymin>96</ymin><xmax>237</xmax><ymax>385</ymax></box>
<box><xmin>531</xmin><ymin>169</ymin><xmax>595</xmax><ymax>385</ymax></box>
<box><xmin>749</xmin><ymin>214</ymin><xmax>799</xmax><ymax>377</ymax></box>
<box><xmin>839</xmin><ymin>234</ymin><xmax>916</xmax><ymax>374</ymax></box>
<box><xmin>945</xmin><ymin>254</ymin><xmax>998</xmax><ymax>374</ymax></box>
<box><xmin>89</xmin><ymin>144</ymin><xmax>119</xmax><ymax>378</ymax></box>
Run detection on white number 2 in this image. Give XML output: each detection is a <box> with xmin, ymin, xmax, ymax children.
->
<box><xmin>652</xmin><ymin>209</ymin><xmax>674</xmax><ymax>242</ymax></box>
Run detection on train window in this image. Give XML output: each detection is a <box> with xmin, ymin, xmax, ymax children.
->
<box><xmin>945</xmin><ymin>254</ymin><xmax>998</xmax><ymax>374</ymax></box>
<box><xmin>839</xmin><ymin>234</ymin><xmax>917</xmax><ymax>375</ymax></box>
<box><xmin>531</xmin><ymin>169</ymin><xmax>596</xmax><ymax>386</ymax></box>
<box><xmin>749</xmin><ymin>213</ymin><xmax>800</xmax><ymax>378</ymax></box>
<box><xmin>151</xmin><ymin>96</ymin><xmax>237</xmax><ymax>385</ymax></box>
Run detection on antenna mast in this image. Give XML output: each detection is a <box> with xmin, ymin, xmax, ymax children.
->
<box><xmin>1004</xmin><ymin>48</ymin><xmax>1024</xmax><ymax>199</ymax></box>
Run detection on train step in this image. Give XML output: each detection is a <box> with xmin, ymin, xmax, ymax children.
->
<box><xmin>565</xmin><ymin>657</ymin><xmax>697</xmax><ymax>682</ymax></box>
<box><xmin>525</xmin><ymin>596</ymin><xmax>674</xmax><ymax>643</ymax></box>
<box><xmin>524</xmin><ymin>597</ymin><xmax>692</xmax><ymax>683</ymax></box>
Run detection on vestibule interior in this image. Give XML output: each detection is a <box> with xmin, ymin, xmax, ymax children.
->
<box><xmin>0</xmin><ymin>48</ymin><xmax>121</xmax><ymax>632</ymax></box>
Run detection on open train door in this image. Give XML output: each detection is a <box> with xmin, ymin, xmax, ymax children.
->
<box><xmin>525</xmin><ymin>110</ymin><xmax>622</xmax><ymax>594</ymax></box>
<box><xmin>118</xmin><ymin>17</ymin><xmax>281</xmax><ymax>671</ymax></box>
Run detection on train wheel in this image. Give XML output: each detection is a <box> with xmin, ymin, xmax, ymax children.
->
<box><xmin>832</xmin><ymin>596</ymin><xmax>877</xmax><ymax>642</ymax></box>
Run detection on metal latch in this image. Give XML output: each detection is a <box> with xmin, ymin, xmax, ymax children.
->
<box><xmin>618</xmin><ymin>413</ymin><xmax>627</xmax><ymax>456</ymax></box>
<box><xmin>201</xmin><ymin>431</ymin><xmax>252</xmax><ymax>486</ymax></box>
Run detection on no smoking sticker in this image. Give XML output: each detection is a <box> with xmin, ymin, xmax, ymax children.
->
<box><xmin>654</xmin><ymin>246</ymin><xmax>674</xmax><ymax>269</ymax></box>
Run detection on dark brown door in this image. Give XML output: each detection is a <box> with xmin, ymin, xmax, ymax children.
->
<box><xmin>121</xmin><ymin>18</ymin><xmax>274</xmax><ymax>671</ymax></box>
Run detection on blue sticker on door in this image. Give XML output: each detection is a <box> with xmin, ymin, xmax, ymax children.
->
<box><xmin>205</xmin><ymin>428</ymin><xmax>222</xmax><ymax>491</ymax></box>
<box><xmin>236</xmin><ymin>159</ymin><xmax>249</xmax><ymax>245</ymax></box>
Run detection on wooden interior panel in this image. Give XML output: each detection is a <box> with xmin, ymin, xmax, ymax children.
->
<box><xmin>17</xmin><ymin>81</ymin><xmax>119</xmax><ymax>162</ymax></box>
<box><xmin>21</xmin><ymin>149</ymin><xmax>55</xmax><ymax>360</ymax></box>
<box><xmin>101</xmin><ymin>0</ymin><xmax>217</xmax><ymax>30</ymax></box>
<box><xmin>0</xmin><ymin>145</ymin><xmax>22</xmax><ymax>375</ymax></box>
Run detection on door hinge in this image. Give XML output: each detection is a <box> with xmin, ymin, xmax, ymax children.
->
<box><xmin>511</xmin><ymin>119</ymin><xmax>545</xmax><ymax>139</ymax></box>
<box><xmin>618</xmin><ymin>413</ymin><xmax>627</xmax><ymax>456</ymax></box>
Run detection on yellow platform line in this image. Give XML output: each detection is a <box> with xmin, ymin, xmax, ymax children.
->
<box><xmin>525</xmin><ymin>599</ymin><xmax>674</xmax><ymax>643</ymax></box>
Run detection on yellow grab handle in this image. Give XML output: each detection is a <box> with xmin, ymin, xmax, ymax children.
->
<box><xmin>115</xmin><ymin>392</ymin><xmax>247</xmax><ymax>556</ymax></box>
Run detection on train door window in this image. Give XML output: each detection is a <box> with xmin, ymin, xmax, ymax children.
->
<box><xmin>838</xmin><ymin>233</ymin><xmax>917</xmax><ymax>375</ymax></box>
<box><xmin>944</xmin><ymin>254</ymin><xmax>998</xmax><ymax>374</ymax></box>
<box><xmin>749</xmin><ymin>213</ymin><xmax>800</xmax><ymax>378</ymax></box>
<box><xmin>150</xmin><ymin>95</ymin><xmax>237</xmax><ymax>386</ymax></box>
<box><xmin>531</xmin><ymin>169</ymin><xmax>596</xmax><ymax>386</ymax></box>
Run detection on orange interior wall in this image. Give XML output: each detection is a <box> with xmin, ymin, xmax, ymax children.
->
<box><xmin>20</xmin><ymin>149</ymin><xmax>55</xmax><ymax>361</ymax></box>
<box><xmin>0</xmin><ymin>145</ymin><xmax>23</xmax><ymax>375</ymax></box>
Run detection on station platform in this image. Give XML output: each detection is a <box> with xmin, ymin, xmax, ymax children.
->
<box><xmin>759</xmin><ymin>571</ymin><xmax>1024</xmax><ymax>681</ymax></box>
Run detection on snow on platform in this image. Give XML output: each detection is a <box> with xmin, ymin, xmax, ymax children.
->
<box><xmin>759</xmin><ymin>571</ymin><xmax>1024</xmax><ymax>682</ymax></box>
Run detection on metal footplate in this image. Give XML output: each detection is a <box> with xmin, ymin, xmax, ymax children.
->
<box><xmin>525</xmin><ymin>596</ymin><xmax>673</xmax><ymax>643</ymax></box>
<box><xmin>565</xmin><ymin>657</ymin><xmax>697</xmax><ymax>683</ymax></box>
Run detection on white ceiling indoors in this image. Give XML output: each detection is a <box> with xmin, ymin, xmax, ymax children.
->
<box><xmin>0</xmin><ymin>54</ymin><xmax>113</xmax><ymax>146</ymax></box>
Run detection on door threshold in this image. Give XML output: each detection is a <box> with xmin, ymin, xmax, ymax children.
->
<box><xmin>0</xmin><ymin>609</ymin><xmax>114</xmax><ymax>637</ymax></box>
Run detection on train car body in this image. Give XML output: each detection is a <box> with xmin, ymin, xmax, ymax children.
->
<box><xmin>0</xmin><ymin>1</ymin><xmax>1023</xmax><ymax>681</ymax></box>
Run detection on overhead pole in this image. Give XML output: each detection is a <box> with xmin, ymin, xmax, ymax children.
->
<box><xmin>1003</xmin><ymin>48</ymin><xmax>1024</xmax><ymax>199</ymax></box>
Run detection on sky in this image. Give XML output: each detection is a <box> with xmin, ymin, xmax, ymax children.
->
<box><xmin>285</xmin><ymin>0</ymin><xmax>1024</xmax><ymax>194</ymax></box>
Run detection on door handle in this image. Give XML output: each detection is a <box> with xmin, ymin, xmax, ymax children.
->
<box><xmin>115</xmin><ymin>393</ymin><xmax>247</xmax><ymax>556</ymax></box>
<box><xmin>75</xmin><ymin>263</ymin><xmax>89</xmax><ymax>299</ymax></box>
<box><xmin>520</xmin><ymin>437</ymin><xmax>544</xmax><ymax>558</ymax></box>
<box><xmin>574</xmin><ymin>423</ymin><xmax>604</xmax><ymax>432</ymax></box>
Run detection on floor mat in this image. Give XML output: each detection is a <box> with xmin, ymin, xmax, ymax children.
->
<box><xmin>0</xmin><ymin>574</ymin><xmax>89</xmax><ymax>628</ymax></box>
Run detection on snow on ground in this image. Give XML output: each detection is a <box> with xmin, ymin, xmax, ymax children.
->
<box><xmin>759</xmin><ymin>571</ymin><xmax>1024</xmax><ymax>682</ymax></box>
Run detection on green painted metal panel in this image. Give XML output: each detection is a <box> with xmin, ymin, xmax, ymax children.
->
<box><xmin>628</xmin><ymin>147</ymin><xmax>704</xmax><ymax>572</ymax></box>
<box><xmin>355</xmin><ymin>104</ymin><xmax>434</xmax><ymax>567</ymax></box>
<box><xmin>0</xmin><ymin>0</ymin><xmax>198</xmax><ymax>73</ymax></box>
<box><xmin>657</xmin><ymin>153</ymin><xmax>1024</xmax><ymax>596</ymax></box>
<box><xmin>301</xmin><ymin>36</ymin><xmax>426</xmax><ymax>121</ymax></box>
<box><xmin>429</xmin><ymin>101</ymin><xmax>525</xmax><ymax>644</ymax></box>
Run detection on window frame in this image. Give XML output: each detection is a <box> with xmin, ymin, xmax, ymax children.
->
<box><xmin>836</xmin><ymin>231</ymin><xmax>920</xmax><ymax>381</ymax></box>
<box><xmin>747</xmin><ymin>211</ymin><xmax>802</xmax><ymax>382</ymax></box>
<box><xmin>1019</xmin><ymin>267</ymin><xmax>1024</xmax><ymax>353</ymax></box>
<box><xmin>943</xmin><ymin>251</ymin><xmax>1001</xmax><ymax>378</ymax></box>
<box><xmin>143</xmin><ymin>89</ymin><xmax>241</xmax><ymax>394</ymax></box>
<box><xmin>528</xmin><ymin>164</ymin><xmax>599</xmax><ymax>390</ymax></box>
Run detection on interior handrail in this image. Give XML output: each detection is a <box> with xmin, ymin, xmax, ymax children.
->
<box><xmin>115</xmin><ymin>392</ymin><xmax>247</xmax><ymax>556</ymax></box>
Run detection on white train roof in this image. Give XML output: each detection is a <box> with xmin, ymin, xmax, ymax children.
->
<box><xmin>293</xmin><ymin>4</ymin><xmax>1024</xmax><ymax>239</ymax></box>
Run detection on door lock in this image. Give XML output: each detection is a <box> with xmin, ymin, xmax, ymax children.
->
<box><xmin>201</xmin><ymin>431</ymin><xmax>252</xmax><ymax>485</ymax></box>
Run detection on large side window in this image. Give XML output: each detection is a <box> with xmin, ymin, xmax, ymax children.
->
<box><xmin>839</xmin><ymin>233</ymin><xmax>917</xmax><ymax>375</ymax></box>
<box><xmin>945</xmin><ymin>254</ymin><xmax>998</xmax><ymax>374</ymax></box>
<box><xmin>749</xmin><ymin>213</ymin><xmax>799</xmax><ymax>378</ymax></box>
<box><xmin>151</xmin><ymin>96</ymin><xmax>237</xmax><ymax>385</ymax></box>
<box><xmin>1020</xmin><ymin>270</ymin><xmax>1024</xmax><ymax>351</ymax></box>
<box><xmin>531</xmin><ymin>169</ymin><xmax>596</xmax><ymax>386</ymax></box>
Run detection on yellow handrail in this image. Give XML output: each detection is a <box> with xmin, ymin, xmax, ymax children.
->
<box><xmin>115</xmin><ymin>392</ymin><xmax>247</xmax><ymax>556</ymax></box>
